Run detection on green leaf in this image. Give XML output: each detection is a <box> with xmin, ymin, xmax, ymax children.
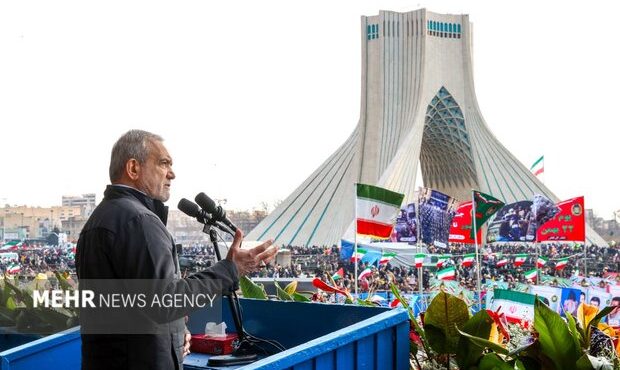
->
<box><xmin>456</xmin><ymin>310</ymin><xmax>494</xmax><ymax>370</ymax></box>
<box><xmin>356</xmin><ymin>298</ymin><xmax>376</xmax><ymax>307</ymax></box>
<box><xmin>424</xmin><ymin>291</ymin><xmax>470</xmax><ymax>354</ymax></box>
<box><xmin>6</xmin><ymin>296</ymin><xmax>17</xmax><ymax>310</ymax></box>
<box><xmin>284</xmin><ymin>281</ymin><xmax>298</xmax><ymax>296</ymax></box>
<box><xmin>410</xmin><ymin>308</ymin><xmax>432</xmax><ymax>357</ymax></box>
<box><xmin>410</xmin><ymin>340</ymin><xmax>418</xmax><ymax>356</ymax></box>
<box><xmin>589</xmin><ymin>306</ymin><xmax>613</xmax><ymax>332</ymax></box>
<box><xmin>274</xmin><ymin>280</ymin><xmax>293</xmax><ymax>301</ymax></box>
<box><xmin>291</xmin><ymin>292</ymin><xmax>310</xmax><ymax>302</ymax></box>
<box><xmin>4</xmin><ymin>279</ymin><xmax>34</xmax><ymax>308</ymax></box>
<box><xmin>513</xmin><ymin>359</ymin><xmax>526</xmax><ymax>370</ymax></box>
<box><xmin>575</xmin><ymin>354</ymin><xmax>595</xmax><ymax>370</ymax></box>
<box><xmin>478</xmin><ymin>353</ymin><xmax>515</xmax><ymax>370</ymax></box>
<box><xmin>53</xmin><ymin>271</ymin><xmax>73</xmax><ymax>291</ymax></box>
<box><xmin>456</xmin><ymin>326</ymin><xmax>509</xmax><ymax>355</ymax></box>
<box><xmin>533</xmin><ymin>297</ymin><xmax>581</xmax><ymax>370</ymax></box>
<box><xmin>239</xmin><ymin>276</ymin><xmax>267</xmax><ymax>300</ymax></box>
<box><xmin>566</xmin><ymin>311</ymin><xmax>585</xmax><ymax>349</ymax></box>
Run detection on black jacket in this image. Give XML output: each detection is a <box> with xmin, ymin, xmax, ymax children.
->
<box><xmin>77</xmin><ymin>185</ymin><xmax>238</xmax><ymax>370</ymax></box>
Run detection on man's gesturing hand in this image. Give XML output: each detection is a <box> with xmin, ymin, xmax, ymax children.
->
<box><xmin>225</xmin><ymin>229</ymin><xmax>277</xmax><ymax>276</ymax></box>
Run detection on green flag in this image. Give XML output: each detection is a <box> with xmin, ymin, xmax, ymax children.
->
<box><xmin>471</xmin><ymin>190</ymin><xmax>505</xmax><ymax>238</ymax></box>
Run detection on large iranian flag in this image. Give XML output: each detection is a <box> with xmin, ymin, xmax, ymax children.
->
<box><xmin>489</xmin><ymin>289</ymin><xmax>536</xmax><ymax>323</ymax></box>
<box><xmin>356</xmin><ymin>183</ymin><xmax>405</xmax><ymax>239</ymax></box>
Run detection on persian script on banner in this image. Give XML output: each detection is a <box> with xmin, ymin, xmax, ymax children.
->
<box><xmin>536</xmin><ymin>196</ymin><xmax>585</xmax><ymax>242</ymax></box>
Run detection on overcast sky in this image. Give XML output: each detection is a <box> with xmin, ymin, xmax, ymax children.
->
<box><xmin>0</xmin><ymin>0</ymin><xmax>618</xmax><ymax>219</ymax></box>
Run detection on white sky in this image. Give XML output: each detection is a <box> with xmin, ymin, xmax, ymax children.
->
<box><xmin>0</xmin><ymin>0</ymin><xmax>618</xmax><ymax>219</ymax></box>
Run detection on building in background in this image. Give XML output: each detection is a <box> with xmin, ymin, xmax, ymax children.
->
<box><xmin>1</xmin><ymin>205</ymin><xmax>82</xmax><ymax>240</ymax></box>
<box><xmin>62</xmin><ymin>193</ymin><xmax>96</xmax><ymax>217</ymax></box>
<box><xmin>248</xmin><ymin>8</ymin><xmax>607</xmax><ymax>246</ymax></box>
<box><xmin>167</xmin><ymin>208</ymin><xmax>268</xmax><ymax>247</ymax></box>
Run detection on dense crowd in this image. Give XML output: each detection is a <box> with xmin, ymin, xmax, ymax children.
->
<box><xmin>2</xmin><ymin>241</ymin><xmax>618</xmax><ymax>295</ymax></box>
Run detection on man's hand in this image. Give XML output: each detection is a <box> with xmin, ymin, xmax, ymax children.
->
<box><xmin>226</xmin><ymin>229</ymin><xmax>277</xmax><ymax>276</ymax></box>
<box><xmin>183</xmin><ymin>331</ymin><xmax>191</xmax><ymax>358</ymax></box>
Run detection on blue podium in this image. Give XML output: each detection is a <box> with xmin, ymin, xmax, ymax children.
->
<box><xmin>0</xmin><ymin>299</ymin><xmax>410</xmax><ymax>370</ymax></box>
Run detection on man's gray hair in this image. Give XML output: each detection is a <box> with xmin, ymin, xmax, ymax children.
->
<box><xmin>109</xmin><ymin>130</ymin><xmax>164</xmax><ymax>182</ymax></box>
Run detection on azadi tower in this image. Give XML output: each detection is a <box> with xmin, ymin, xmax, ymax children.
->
<box><xmin>248</xmin><ymin>9</ymin><xmax>606</xmax><ymax>246</ymax></box>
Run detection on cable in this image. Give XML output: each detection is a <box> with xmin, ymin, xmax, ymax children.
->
<box><xmin>214</xmin><ymin>229</ymin><xmax>287</xmax><ymax>353</ymax></box>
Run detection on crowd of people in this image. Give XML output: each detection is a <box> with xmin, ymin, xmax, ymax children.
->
<box><xmin>2</xmin><ymin>240</ymin><xmax>619</xmax><ymax>296</ymax></box>
<box><xmin>0</xmin><ymin>245</ymin><xmax>75</xmax><ymax>277</ymax></box>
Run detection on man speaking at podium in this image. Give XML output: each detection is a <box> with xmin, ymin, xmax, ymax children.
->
<box><xmin>76</xmin><ymin>130</ymin><xmax>277</xmax><ymax>370</ymax></box>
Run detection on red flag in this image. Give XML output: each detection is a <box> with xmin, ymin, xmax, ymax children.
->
<box><xmin>449</xmin><ymin>201</ymin><xmax>482</xmax><ymax>244</ymax></box>
<box><xmin>536</xmin><ymin>197</ymin><xmax>585</xmax><ymax>242</ymax></box>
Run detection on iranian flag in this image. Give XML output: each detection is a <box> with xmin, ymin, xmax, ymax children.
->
<box><xmin>379</xmin><ymin>252</ymin><xmax>397</xmax><ymax>265</ymax></box>
<box><xmin>530</xmin><ymin>155</ymin><xmax>544</xmax><ymax>177</ymax></box>
<box><xmin>496</xmin><ymin>257</ymin><xmax>509</xmax><ymax>267</ymax></box>
<box><xmin>414</xmin><ymin>253</ymin><xmax>425</xmax><ymax>268</ymax></box>
<box><xmin>356</xmin><ymin>183</ymin><xmax>405</xmax><ymax>239</ymax></box>
<box><xmin>332</xmin><ymin>267</ymin><xmax>344</xmax><ymax>280</ymax></box>
<box><xmin>0</xmin><ymin>241</ymin><xmax>22</xmax><ymax>251</ymax></box>
<box><xmin>555</xmin><ymin>257</ymin><xmax>569</xmax><ymax>270</ymax></box>
<box><xmin>514</xmin><ymin>254</ymin><xmax>527</xmax><ymax>267</ymax></box>
<box><xmin>7</xmin><ymin>263</ymin><xmax>21</xmax><ymax>274</ymax></box>
<box><xmin>524</xmin><ymin>268</ymin><xmax>538</xmax><ymax>281</ymax></box>
<box><xmin>437</xmin><ymin>266</ymin><xmax>456</xmax><ymax>281</ymax></box>
<box><xmin>437</xmin><ymin>255</ymin><xmax>450</xmax><ymax>268</ymax></box>
<box><xmin>351</xmin><ymin>248</ymin><xmax>367</xmax><ymax>262</ymax></box>
<box><xmin>461</xmin><ymin>253</ymin><xmax>475</xmax><ymax>267</ymax></box>
<box><xmin>536</xmin><ymin>256</ymin><xmax>548</xmax><ymax>268</ymax></box>
<box><xmin>358</xmin><ymin>267</ymin><xmax>372</xmax><ymax>280</ymax></box>
<box><xmin>489</xmin><ymin>289</ymin><xmax>536</xmax><ymax>323</ymax></box>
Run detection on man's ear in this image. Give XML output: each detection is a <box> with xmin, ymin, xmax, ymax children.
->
<box><xmin>126</xmin><ymin>159</ymin><xmax>141</xmax><ymax>181</ymax></box>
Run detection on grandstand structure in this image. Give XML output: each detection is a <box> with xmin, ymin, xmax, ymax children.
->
<box><xmin>247</xmin><ymin>9</ymin><xmax>606</xmax><ymax>246</ymax></box>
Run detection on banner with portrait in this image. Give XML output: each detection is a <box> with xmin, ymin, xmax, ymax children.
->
<box><xmin>418</xmin><ymin>188</ymin><xmax>458</xmax><ymax>248</ymax></box>
<box><xmin>530</xmin><ymin>285</ymin><xmax>561</xmax><ymax>313</ymax></box>
<box><xmin>486</xmin><ymin>201</ymin><xmax>535</xmax><ymax>243</ymax></box>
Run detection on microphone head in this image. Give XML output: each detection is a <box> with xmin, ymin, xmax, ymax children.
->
<box><xmin>195</xmin><ymin>192</ymin><xmax>217</xmax><ymax>213</ymax></box>
<box><xmin>178</xmin><ymin>198</ymin><xmax>201</xmax><ymax>218</ymax></box>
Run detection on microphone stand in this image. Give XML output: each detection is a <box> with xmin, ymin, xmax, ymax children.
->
<box><xmin>202</xmin><ymin>222</ymin><xmax>259</xmax><ymax>366</ymax></box>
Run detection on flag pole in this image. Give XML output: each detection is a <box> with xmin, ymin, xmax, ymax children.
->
<box><xmin>471</xmin><ymin>190</ymin><xmax>482</xmax><ymax>311</ymax></box>
<box><xmin>354</xmin><ymin>184</ymin><xmax>358</xmax><ymax>298</ymax></box>
<box><xmin>416</xmin><ymin>193</ymin><xmax>423</xmax><ymax>310</ymax></box>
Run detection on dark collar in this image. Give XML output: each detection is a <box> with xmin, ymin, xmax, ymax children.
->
<box><xmin>104</xmin><ymin>185</ymin><xmax>169</xmax><ymax>225</ymax></box>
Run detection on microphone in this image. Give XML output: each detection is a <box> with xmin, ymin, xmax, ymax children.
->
<box><xmin>195</xmin><ymin>192</ymin><xmax>238</xmax><ymax>233</ymax></box>
<box><xmin>178</xmin><ymin>198</ymin><xmax>210</xmax><ymax>223</ymax></box>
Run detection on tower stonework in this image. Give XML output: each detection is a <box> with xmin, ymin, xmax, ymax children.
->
<box><xmin>248</xmin><ymin>9</ymin><xmax>605</xmax><ymax>246</ymax></box>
